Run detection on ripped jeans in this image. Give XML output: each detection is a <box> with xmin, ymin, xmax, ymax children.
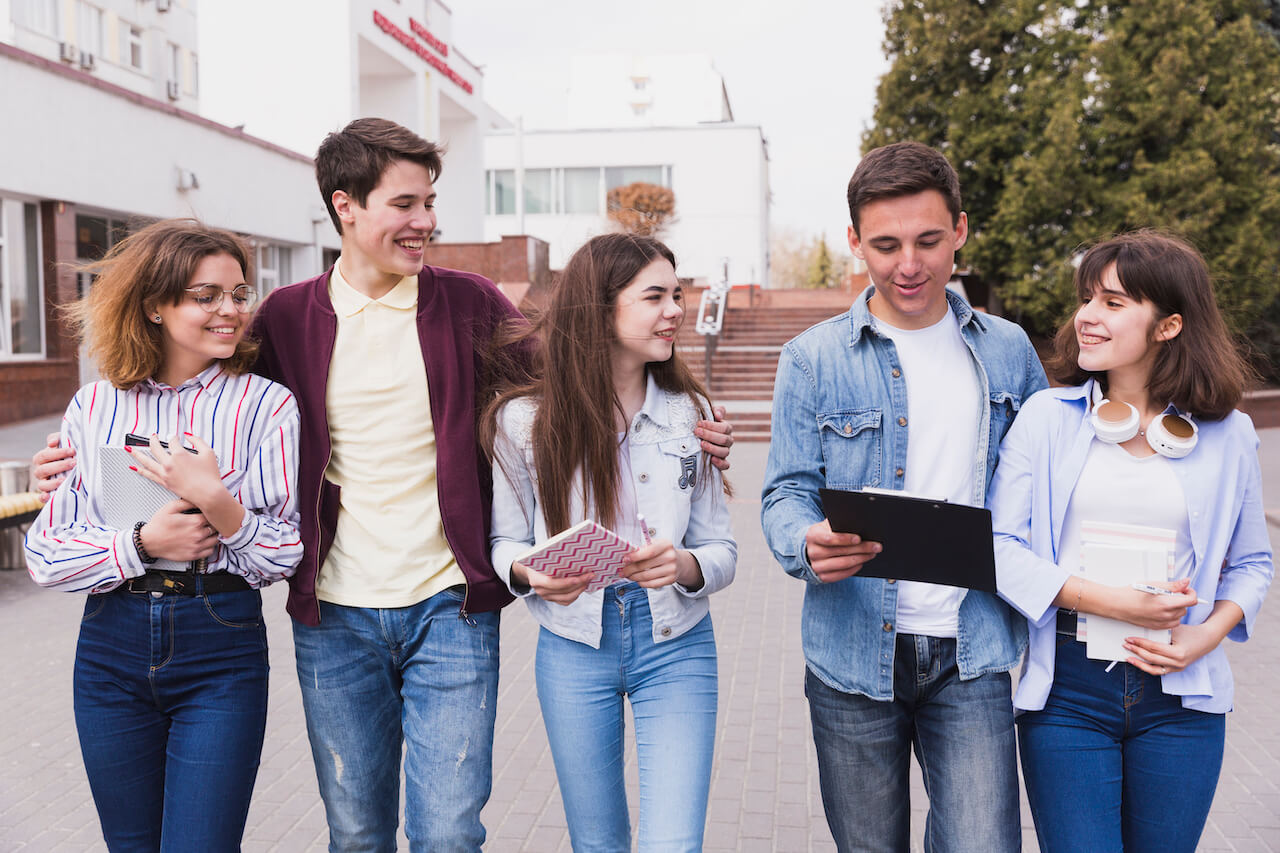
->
<box><xmin>292</xmin><ymin>587</ymin><xmax>500</xmax><ymax>853</ymax></box>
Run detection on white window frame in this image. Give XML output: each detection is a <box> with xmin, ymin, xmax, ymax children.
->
<box><xmin>0</xmin><ymin>199</ymin><xmax>47</xmax><ymax>360</ymax></box>
<box><xmin>13</xmin><ymin>0</ymin><xmax>61</xmax><ymax>38</ymax></box>
<box><xmin>118</xmin><ymin>20</ymin><xmax>145</xmax><ymax>71</ymax></box>
<box><xmin>76</xmin><ymin>1</ymin><xmax>104</xmax><ymax>58</ymax></box>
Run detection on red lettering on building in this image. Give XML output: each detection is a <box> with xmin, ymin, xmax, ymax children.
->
<box><xmin>409</xmin><ymin>18</ymin><xmax>448</xmax><ymax>56</ymax></box>
<box><xmin>372</xmin><ymin>10</ymin><xmax>473</xmax><ymax>94</ymax></box>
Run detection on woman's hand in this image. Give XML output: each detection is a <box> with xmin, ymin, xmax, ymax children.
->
<box><xmin>511</xmin><ymin>560</ymin><xmax>592</xmax><ymax>606</ymax></box>
<box><xmin>138</xmin><ymin>499</ymin><xmax>219</xmax><ymax>562</ymax></box>
<box><xmin>129</xmin><ymin>433</ymin><xmax>245</xmax><ymax>537</ymax></box>
<box><xmin>1123</xmin><ymin>600</ymin><xmax>1245</xmax><ymax>677</ymax></box>
<box><xmin>623</xmin><ymin>539</ymin><xmax>703</xmax><ymax>591</ymax></box>
<box><xmin>696</xmin><ymin>405</ymin><xmax>733</xmax><ymax>472</ymax></box>
<box><xmin>129</xmin><ymin>434</ymin><xmax>223</xmax><ymax>507</ymax></box>
<box><xmin>1108</xmin><ymin>579</ymin><xmax>1198</xmax><ymax>630</ymax></box>
<box><xmin>32</xmin><ymin>432</ymin><xmax>75</xmax><ymax>504</ymax></box>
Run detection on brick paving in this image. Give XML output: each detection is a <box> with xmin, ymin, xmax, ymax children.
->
<box><xmin>1</xmin><ymin>420</ymin><xmax>1278</xmax><ymax>851</ymax></box>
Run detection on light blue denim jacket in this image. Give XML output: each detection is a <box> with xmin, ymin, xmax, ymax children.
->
<box><xmin>761</xmin><ymin>288</ymin><xmax>1048</xmax><ymax>699</ymax></box>
<box><xmin>490</xmin><ymin>375</ymin><xmax>737</xmax><ymax>649</ymax></box>
<box><xmin>989</xmin><ymin>380</ymin><xmax>1274</xmax><ymax>714</ymax></box>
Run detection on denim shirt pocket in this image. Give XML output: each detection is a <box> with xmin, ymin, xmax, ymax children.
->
<box><xmin>656</xmin><ymin>436</ymin><xmax>698</xmax><ymax>534</ymax></box>
<box><xmin>987</xmin><ymin>391</ymin><xmax>1023</xmax><ymax>472</ymax></box>
<box><xmin>817</xmin><ymin>408</ymin><xmax>883</xmax><ymax>489</ymax></box>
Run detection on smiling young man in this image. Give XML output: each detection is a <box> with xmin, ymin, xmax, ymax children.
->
<box><xmin>760</xmin><ymin>142</ymin><xmax>1048</xmax><ymax>852</ymax></box>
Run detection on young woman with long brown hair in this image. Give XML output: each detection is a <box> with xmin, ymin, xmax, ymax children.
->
<box><xmin>989</xmin><ymin>230</ymin><xmax>1273</xmax><ymax>852</ymax></box>
<box><xmin>25</xmin><ymin>219</ymin><xmax>302</xmax><ymax>851</ymax></box>
<box><xmin>486</xmin><ymin>232</ymin><xmax>737</xmax><ymax>851</ymax></box>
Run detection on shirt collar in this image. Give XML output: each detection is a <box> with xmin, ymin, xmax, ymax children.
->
<box><xmin>329</xmin><ymin>257</ymin><xmax>418</xmax><ymax>317</ymax></box>
<box><xmin>143</xmin><ymin>361</ymin><xmax>228</xmax><ymax>393</ymax></box>
<box><xmin>847</xmin><ymin>285</ymin><xmax>986</xmax><ymax>347</ymax></box>
<box><xmin>635</xmin><ymin>372</ymin><xmax>669</xmax><ymax>428</ymax></box>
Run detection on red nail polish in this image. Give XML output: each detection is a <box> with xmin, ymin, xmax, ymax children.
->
<box><xmin>124</xmin><ymin>446</ymin><xmax>132</xmax><ymax>453</ymax></box>
<box><xmin>128</xmin><ymin>465</ymin><xmax>137</xmax><ymax>472</ymax></box>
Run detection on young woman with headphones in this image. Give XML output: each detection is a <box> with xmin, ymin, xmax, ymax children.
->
<box><xmin>988</xmin><ymin>230</ymin><xmax>1273</xmax><ymax>852</ymax></box>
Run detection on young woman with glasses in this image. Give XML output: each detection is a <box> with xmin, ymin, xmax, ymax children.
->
<box><xmin>25</xmin><ymin>218</ymin><xmax>302</xmax><ymax>851</ymax></box>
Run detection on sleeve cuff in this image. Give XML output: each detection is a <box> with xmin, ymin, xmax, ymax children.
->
<box><xmin>219</xmin><ymin>508</ymin><xmax>258</xmax><ymax>551</ymax></box>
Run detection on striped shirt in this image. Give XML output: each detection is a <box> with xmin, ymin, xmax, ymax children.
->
<box><xmin>25</xmin><ymin>363</ymin><xmax>303</xmax><ymax>593</ymax></box>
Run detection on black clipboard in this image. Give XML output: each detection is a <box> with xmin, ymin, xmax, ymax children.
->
<box><xmin>819</xmin><ymin>488</ymin><xmax>996</xmax><ymax>592</ymax></box>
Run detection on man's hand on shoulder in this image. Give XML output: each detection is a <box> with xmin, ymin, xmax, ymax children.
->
<box><xmin>33</xmin><ymin>431</ymin><xmax>75</xmax><ymax>504</ymax></box>
<box><xmin>805</xmin><ymin>519</ymin><xmax>881</xmax><ymax>583</ymax></box>
<box><xmin>697</xmin><ymin>405</ymin><xmax>734</xmax><ymax>471</ymax></box>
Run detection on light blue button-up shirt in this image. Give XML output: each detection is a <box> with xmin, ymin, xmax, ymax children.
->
<box><xmin>761</xmin><ymin>288</ymin><xmax>1049</xmax><ymax>700</ymax></box>
<box><xmin>490</xmin><ymin>375</ymin><xmax>737</xmax><ymax>649</ymax></box>
<box><xmin>989</xmin><ymin>380</ymin><xmax>1274</xmax><ymax>714</ymax></box>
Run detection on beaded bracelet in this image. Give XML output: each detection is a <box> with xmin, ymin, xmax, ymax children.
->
<box><xmin>132</xmin><ymin>521</ymin><xmax>158</xmax><ymax>564</ymax></box>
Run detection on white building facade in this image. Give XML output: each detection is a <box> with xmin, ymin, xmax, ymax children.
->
<box><xmin>0</xmin><ymin>0</ymin><xmax>340</xmax><ymax>422</ymax></box>
<box><xmin>197</xmin><ymin>0</ymin><xmax>506</xmax><ymax>243</ymax></box>
<box><xmin>483</xmin><ymin>124</ymin><xmax>769</xmax><ymax>287</ymax></box>
<box><xmin>483</xmin><ymin>53</ymin><xmax>769</xmax><ymax>287</ymax></box>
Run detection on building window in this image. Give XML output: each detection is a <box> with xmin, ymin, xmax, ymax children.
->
<box><xmin>168</xmin><ymin>41</ymin><xmax>181</xmax><ymax>88</ymax></box>
<box><xmin>118</xmin><ymin>21</ymin><xmax>144</xmax><ymax>70</ymax></box>
<box><xmin>631</xmin><ymin>77</ymin><xmax>648</xmax><ymax>92</ymax></box>
<box><xmin>605</xmin><ymin>166</ymin><xmax>666</xmax><ymax>190</ymax></box>
<box><xmin>257</xmin><ymin>243</ymin><xmax>291</xmax><ymax>294</ymax></box>
<box><xmin>13</xmin><ymin>0</ymin><xmax>60</xmax><ymax>38</ymax></box>
<box><xmin>563</xmin><ymin>168</ymin><xmax>601</xmax><ymax>215</ymax></box>
<box><xmin>488</xmin><ymin>169</ymin><xmax>516</xmax><ymax>216</ymax></box>
<box><xmin>523</xmin><ymin>169</ymin><xmax>553</xmax><ymax>214</ymax></box>
<box><xmin>188</xmin><ymin>52</ymin><xmax>198</xmax><ymax>95</ymax></box>
<box><xmin>76</xmin><ymin>2</ymin><xmax>104</xmax><ymax>58</ymax></box>
<box><xmin>0</xmin><ymin>200</ymin><xmax>45</xmax><ymax>358</ymax></box>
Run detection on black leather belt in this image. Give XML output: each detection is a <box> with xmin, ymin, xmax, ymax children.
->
<box><xmin>1056</xmin><ymin>610</ymin><xmax>1079</xmax><ymax>636</ymax></box>
<box><xmin>123</xmin><ymin>570</ymin><xmax>252</xmax><ymax>596</ymax></box>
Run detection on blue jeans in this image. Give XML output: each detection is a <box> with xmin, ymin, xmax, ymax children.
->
<box><xmin>535</xmin><ymin>583</ymin><xmax>718</xmax><ymax>853</ymax></box>
<box><xmin>1017</xmin><ymin>636</ymin><xmax>1225</xmax><ymax>853</ymax></box>
<box><xmin>292</xmin><ymin>587</ymin><xmax>500</xmax><ymax>853</ymax></box>
<box><xmin>805</xmin><ymin>634</ymin><xmax>1020</xmax><ymax>853</ymax></box>
<box><xmin>73</xmin><ymin>587</ymin><xmax>269</xmax><ymax>852</ymax></box>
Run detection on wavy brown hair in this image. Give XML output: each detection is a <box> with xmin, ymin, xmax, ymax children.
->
<box><xmin>482</xmin><ymin>233</ymin><xmax>726</xmax><ymax>535</ymax></box>
<box><xmin>66</xmin><ymin>219</ymin><xmax>258</xmax><ymax>389</ymax></box>
<box><xmin>1048</xmin><ymin>229</ymin><xmax>1253</xmax><ymax>420</ymax></box>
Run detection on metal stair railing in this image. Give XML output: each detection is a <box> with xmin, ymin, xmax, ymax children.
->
<box><xmin>694</xmin><ymin>260</ymin><xmax>731</xmax><ymax>386</ymax></box>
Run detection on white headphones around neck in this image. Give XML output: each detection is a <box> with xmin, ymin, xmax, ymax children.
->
<box><xmin>1089</xmin><ymin>382</ymin><xmax>1198</xmax><ymax>459</ymax></box>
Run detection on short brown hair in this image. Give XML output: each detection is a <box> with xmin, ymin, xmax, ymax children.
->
<box><xmin>67</xmin><ymin>219</ymin><xmax>258</xmax><ymax>389</ymax></box>
<box><xmin>1049</xmin><ymin>230</ymin><xmax>1253</xmax><ymax>420</ymax></box>
<box><xmin>315</xmin><ymin>118</ymin><xmax>444</xmax><ymax>234</ymax></box>
<box><xmin>847</xmin><ymin>141</ymin><xmax>962</xmax><ymax>236</ymax></box>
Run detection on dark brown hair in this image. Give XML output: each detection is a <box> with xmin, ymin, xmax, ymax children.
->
<box><xmin>67</xmin><ymin>219</ymin><xmax>257</xmax><ymax>389</ymax></box>
<box><xmin>315</xmin><ymin>118</ymin><xmax>444</xmax><ymax>234</ymax></box>
<box><xmin>847</xmin><ymin>141</ymin><xmax>962</xmax><ymax>236</ymax></box>
<box><xmin>483</xmin><ymin>233</ymin><xmax>726</xmax><ymax>535</ymax></box>
<box><xmin>1049</xmin><ymin>229</ymin><xmax>1252</xmax><ymax>420</ymax></box>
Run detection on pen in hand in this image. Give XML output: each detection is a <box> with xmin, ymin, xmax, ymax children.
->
<box><xmin>637</xmin><ymin>513</ymin><xmax>652</xmax><ymax>546</ymax></box>
<box><xmin>1131</xmin><ymin>582</ymin><xmax>1210</xmax><ymax>607</ymax></box>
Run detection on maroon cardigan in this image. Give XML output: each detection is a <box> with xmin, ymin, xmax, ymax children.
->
<box><xmin>251</xmin><ymin>265</ymin><xmax>522</xmax><ymax>626</ymax></box>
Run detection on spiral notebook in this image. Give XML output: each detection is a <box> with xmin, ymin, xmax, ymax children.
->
<box><xmin>96</xmin><ymin>440</ymin><xmax>209</xmax><ymax>573</ymax></box>
<box><xmin>515</xmin><ymin>520</ymin><xmax>638</xmax><ymax>592</ymax></box>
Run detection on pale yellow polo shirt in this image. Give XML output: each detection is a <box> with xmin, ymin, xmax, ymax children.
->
<box><xmin>315</xmin><ymin>261</ymin><xmax>463</xmax><ymax>607</ymax></box>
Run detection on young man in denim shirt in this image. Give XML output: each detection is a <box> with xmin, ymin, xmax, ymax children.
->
<box><xmin>761</xmin><ymin>142</ymin><xmax>1047</xmax><ymax>852</ymax></box>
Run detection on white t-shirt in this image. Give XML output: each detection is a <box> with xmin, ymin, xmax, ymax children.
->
<box><xmin>1058</xmin><ymin>440</ymin><xmax>1192</xmax><ymax>582</ymax></box>
<box><xmin>874</xmin><ymin>312</ymin><xmax>981</xmax><ymax>637</ymax></box>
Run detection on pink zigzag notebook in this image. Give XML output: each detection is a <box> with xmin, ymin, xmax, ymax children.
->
<box><xmin>516</xmin><ymin>520</ymin><xmax>638</xmax><ymax>592</ymax></box>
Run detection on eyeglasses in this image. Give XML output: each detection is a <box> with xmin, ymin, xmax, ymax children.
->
<box><xmin>185</xmin><ymin>284</ymin><xmax>258</xmax><ymax>314</ymax></box>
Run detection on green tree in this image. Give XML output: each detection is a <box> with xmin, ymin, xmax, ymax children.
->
<box><xmin>867</xmin><ymin>0</ymin><xmax>1280</xmax><ymax>374</ymax></box>
<box><xmin>806</xmin><ymin>237</ymin><xmax>838</xmax><ymax>289</ymax></box>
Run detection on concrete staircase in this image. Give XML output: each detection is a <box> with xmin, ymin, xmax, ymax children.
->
<box><xmin>677</xmin><ymin>304</ymin><xmax>846</xmax><ymax>442</ymax></box>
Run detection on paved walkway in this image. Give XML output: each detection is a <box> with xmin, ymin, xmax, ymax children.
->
<box><xmin>0</xmin><ymin>420</ymin><xmax>1278</xmax><ymax>851</ymax></box>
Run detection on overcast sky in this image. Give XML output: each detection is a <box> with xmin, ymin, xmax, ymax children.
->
<box><xmin>449</xmin><ymin>0</ymin><xmax>891</xmax><ymax>244</ymax></box>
